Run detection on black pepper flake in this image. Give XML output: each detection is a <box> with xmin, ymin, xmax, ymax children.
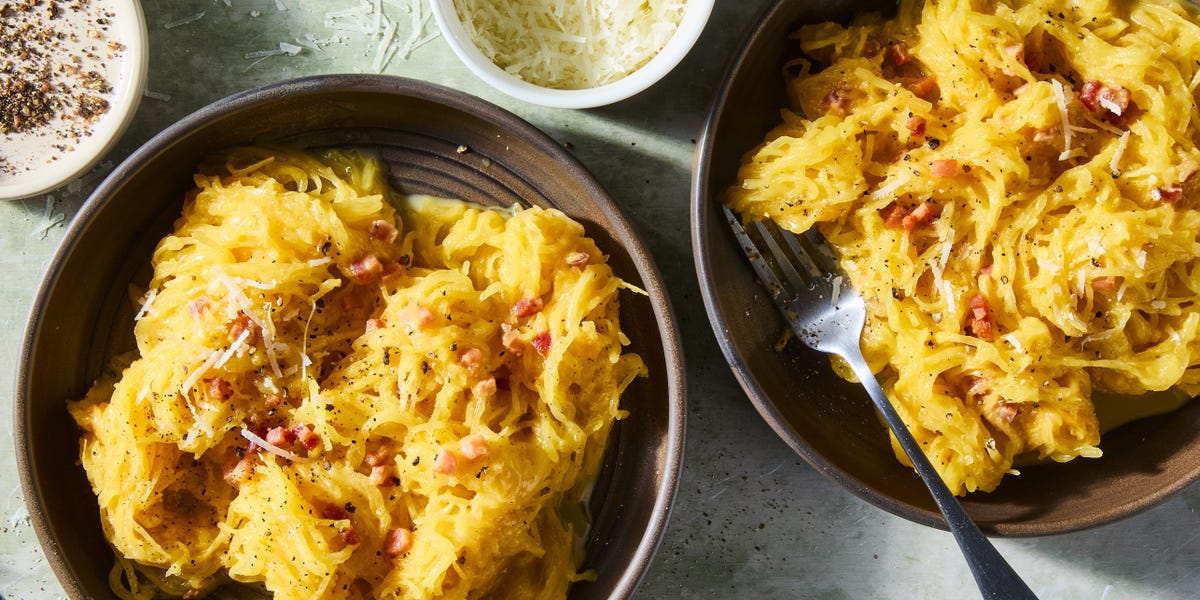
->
<box><xmin>1</xmin><ymin>0</ymin><xmax>124</xmax><ymax>175</ymax></box>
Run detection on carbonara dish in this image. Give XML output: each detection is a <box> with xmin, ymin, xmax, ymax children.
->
<box><xmin>68</xmin><ymin>147</ymin><xmax>646</xmax><ymax>598</ymax></box>
<box><xmin>725</xmin><ymin>0</ymin><xmax>1200</xmax><ymax>494</ymax></box>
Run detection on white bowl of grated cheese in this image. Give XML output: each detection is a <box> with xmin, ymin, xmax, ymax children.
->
<box><xmin>0</xmin><ymin>0</ymin><xmax>148</xmax><ymax>201</ymax></box>
<box><xmin>430</xmin><ymin>0</ymin><xmax>713</xmax><ymax>109</ymax></box>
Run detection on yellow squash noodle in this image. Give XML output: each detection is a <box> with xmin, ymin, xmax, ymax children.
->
<box><xmin>69</xmin><ymin>147</ymin><xmax>647</xmax><ymax>599</ymax></box>
<box><xmin>725</xmin><ymin>0</ymin><xmax>1200</xmax><ymax>494</ymax></box>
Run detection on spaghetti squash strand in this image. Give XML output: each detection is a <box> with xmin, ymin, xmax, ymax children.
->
<box><xmin>727</xmin><ymin>0</ymin><xmax>1200</xmax><ymax>494</ymax></box>
<box><xmin>70</xmin><ymin>147</ymin><xmax>645</xmax><ymax>599</ymax></box>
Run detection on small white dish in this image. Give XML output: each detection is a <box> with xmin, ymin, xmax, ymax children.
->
<box><xmin>430</xmin><ymin>0</ymin><xmax>714</xmax><ymax>109</ymax></box>
<box><xmin>0</xmin><ymin>0</ymin><xmax>148</xmax><ymax>201</ymax></box>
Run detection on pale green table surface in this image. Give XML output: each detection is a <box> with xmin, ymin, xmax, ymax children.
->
<box><xmin>3</xmin><ymin>1</ymin><xmax>1199</xmax><ymax>599</ymax></box>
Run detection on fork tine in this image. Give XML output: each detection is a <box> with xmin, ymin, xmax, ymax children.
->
<box><xmin>752</xmin><ymin>219</ymin><xmax>819</xmax><ymax>292</ymax></box>
<box><xmin>797</xmin><ymin>229</ymin><xmax>843</xmax><ymax>276</ymax></box>
<box><xmin>724</xmin><ymin>206</ymin><xmax>794</xmax><ymax>298</ymax></box>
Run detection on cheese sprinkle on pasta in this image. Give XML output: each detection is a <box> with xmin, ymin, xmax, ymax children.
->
<box><xmin>726</xmin><ymin>0</ymin><xmax>1200</xmax><ymax>495</ymax></box>
<box><xmin>69</xmin><ymin>147</ymin><xmax>646</xmax><ymax>599</ymax></box>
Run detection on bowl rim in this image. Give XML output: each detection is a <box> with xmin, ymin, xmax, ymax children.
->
<box><xmin>0</xmin><ymin>0</ymin><xmax>149</xmax><ymax>201</ymax></box>
<box><xmin>16</xmin><ymin>73</ymin><xmax>686</xmax><ymax>598</ymax></box>
<box><xmin>429</xmin><ymin>0</ymin><xmax>715</xmax><ymax>109</ymax></box>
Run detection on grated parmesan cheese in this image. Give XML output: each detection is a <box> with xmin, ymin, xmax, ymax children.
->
<box><xmin>453</xmin><ymin>0</ymin><xmax>688</xmax><ymax>89</ymax></box>
<box><xmin>871</xmin><ymin>173</ymin><xmax>910</xmax><ymax>199</ymax></box>
<box><xmin>1051</xmin><ymin>78</ymin><xmax>1073</xmax><ymax>161</ymax></box>
<box><xmin>1110</xmin><ymin>130</ymin><xmax>1131</xmax><ymax>175</ymax></box>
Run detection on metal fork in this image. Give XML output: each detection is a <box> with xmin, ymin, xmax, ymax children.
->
<box><xmin>723</xmin><ymin>206</ymin><xmax>1038</xmax><ymax>600</ymax></box>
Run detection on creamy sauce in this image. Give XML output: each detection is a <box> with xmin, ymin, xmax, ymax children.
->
<box><xmin>0</xmin><ymin>0</ymin><xmax>128</xmax><ymax>182</ymax></box>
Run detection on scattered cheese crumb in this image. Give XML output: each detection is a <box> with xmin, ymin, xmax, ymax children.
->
<box><xmin>143</xmin><ymin>89</ymin><xmax>172</xmax><ymax>101</ymax></box>
<box><xmin>1109</xmin><ymin>130</ymin><xmax>1131</xmax><ymax>176</ymax></box>
<box><xmin>1051</xmin><ymin>78</ymin><xmax>1073</xmax><ymax>161</ymax></box>
<box><xmin>871</xmin><ymin>173</ymin><xmax>910</xmax><ymax>199</ymax></box>
<box><xmin>164</xmin><ymin>11</ymin><xmax>207</xmax><ymax>29</ymax></box>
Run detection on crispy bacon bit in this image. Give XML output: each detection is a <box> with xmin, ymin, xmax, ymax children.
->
<box><xmin>906</xmin><ymin>115</ymin><xmax>926</xmax><ymax>137</ymax></box>
<box><xmin>348</xmin><ymin>255</ymin><xmax>383</xmax><ymax>284</ymax></box>
<box><xmin>881</xmin><ymin>201</ymin><xmax>941</xmax><ymax>230</ymax></box>
<box><xmin>500</xmin><ymin>323</ymin><xmax>523</xmax><ymax>355</ymax></box>
<box><xmin>992</xmin><ymin>401</ymin><xmax>1020</xmax><ymax>423</ymax></box>
<box><xmin>1079</xmin><ymin>80</ymin><xmax>1130</xmax><ymax>117</ymax></box>
<box><xmin>293</xmin><ymin>423</ymin><xmax>320</xmax><ymax>450</ymax></box>
<box><xmin>229</xmin><ymin>312</ymin><xmax>259</xmax><ymax>346</ymax></box>
<box><xmin>907</xmin><ymin>75</ymin><xmax>938</xmax><ymax>100</ymax></box>
<box><xmin>1078</xmin><ymin>81</ymin><xmax>1102</xmax><ymax>111</ymax></box>
<box><xmin>264</xmin><ymin>394</ymin><xmax>283</xmax><ymax>410</ymax></box>
<box><xmin>458</xmin><ymin>435</ymin><xmax>489</xmax><ymax>460</ymax></box>
<box><xmin>966</xmin><ymin>376</ymin><xmax>991</xmax><ymax>399</ymax></box>
<box><xmin>458</xmin><ymin>347</ymin><xmax>483</xmax><ymax>373</ymax></box>
<box><xmin>369</xmin><ymin>219</ymin><xmax>399</xmax><ymax>243</ymax></box>
<box><xmin>532</xmin><ymin>331</ymin><xmax>552</xmax><ymax>356</ymax></box>
<box><xmin>365</xmin><ymin>318</ymin><xmax>386</xmax><ymax>333</ymax></box>
<box><xmin>206</xmin><ymin>377</ymin><xmax>233</xmax><ymax>401</ymax></box>
<box><xmin>880</xmin><ymin>202</ymin><xmax>908</xmax><ymax>229</ymax></box>
<box><xmin>320</xmin><ymin>503</ymin><xmax>349</xmax><ymax>520</ymax></box>
<box><xmin>339</xmin><ymin>528</ymin><xmax>360</xmax><ymax>546</ymax></box>
<box><xmin>902</xmin><ymin>201</ymin><xmax>942</xmax><ymax>230</ymax></box>
<box><xmin>887</xmin><ymin>42</ymin><xmax>912</xmax><ymax>66</ymax></box>
<box><xmin>930</xmin><ymin>159</ymin><xmax>960</xmax><ymax>178</ymax></box>
<box><xmin>385</xmin><ymin>528</ymin><xmax>413</xmax><ymax>557</ymax></box>
<box><xmin>966</xmin><ymin>294</ymin><xmax>995</xmax><ymax>341</ymax></box>
<box><xmin>433</xmin><ymin>451</ymin><xmax>457</xmax><ymax>474</ymax></box>
<box><xmin>820</xmin><ymin>87</ymin><xmax>853</xmax><ymax>115</ymax></box>
<box><xmin>1152</xmin><ymin>185</ymin><xmax>1184</xmax><ymax>204</ymax></box>
<box><xmin>365</xmin><ymin>450</ymin><xmax>388</xmax><ymax>467</ymax></box>
<box><xmin>511</xmin><ymin>296</ymin><xmax>544</xmax><ymax>318</ymax></box>
<box><xmin>265</xmin><ymin>426</ymin><xmax>295</xmax><ymax>448</ymax></box>
<box><xmin>472</xmin><ymin>377</ymin><xmax>497</xmax><ymax>399</ymax></box>
<box><xmin>369</xmin><ymin>465</ymin><xmax>396</xmax><ymax>487</ymax></box>
<box><xmin>566</xmin><ymin>251</ymin><xmax>590</xmax><ymax>268</ymax></box>
<box><xmin>187</xmin><ymin>297</ymin><xmax>210</xmax><ymax>319</ymax></box>
<box><xmin>223</xmin><ymin>456</ymin><xmax>254</xmax><ymax>486</ymax></box>
<box><xmin>1092</xmin><ymin>276</ymin><xmax>1119</xmax><ymax>292</ymax></box>
<box><xmin>398</xmin><ymin>302</ymin><xmax>435</xmax><ymax>330</ymax></box>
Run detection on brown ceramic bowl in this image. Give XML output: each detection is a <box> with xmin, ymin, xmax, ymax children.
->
<box><xmin>17</xmin><ymin>75</ymin><xmax>685</xmax><ymax>598</ymax></box>
<box><xmin>692</xmin><ymin>0</ymin><xmax>1200</xmax><ymax>536</ymax></box>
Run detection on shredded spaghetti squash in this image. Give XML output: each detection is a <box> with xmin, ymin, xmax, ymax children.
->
<box><xmin>726</xmin><ymin>0</ymin><xmax>1200</xmax><ymax>494</ymax></box>
<box><xmin>68</xmin><ymin>147</ymin><xmax>647</xmax><ymax>599</ymax></box>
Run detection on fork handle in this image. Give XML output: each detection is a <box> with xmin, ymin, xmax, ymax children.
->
<box><xmin>841</xmin><ymin>352</ymin><xmax>1039</xmax><ymax>600</ymax></box>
